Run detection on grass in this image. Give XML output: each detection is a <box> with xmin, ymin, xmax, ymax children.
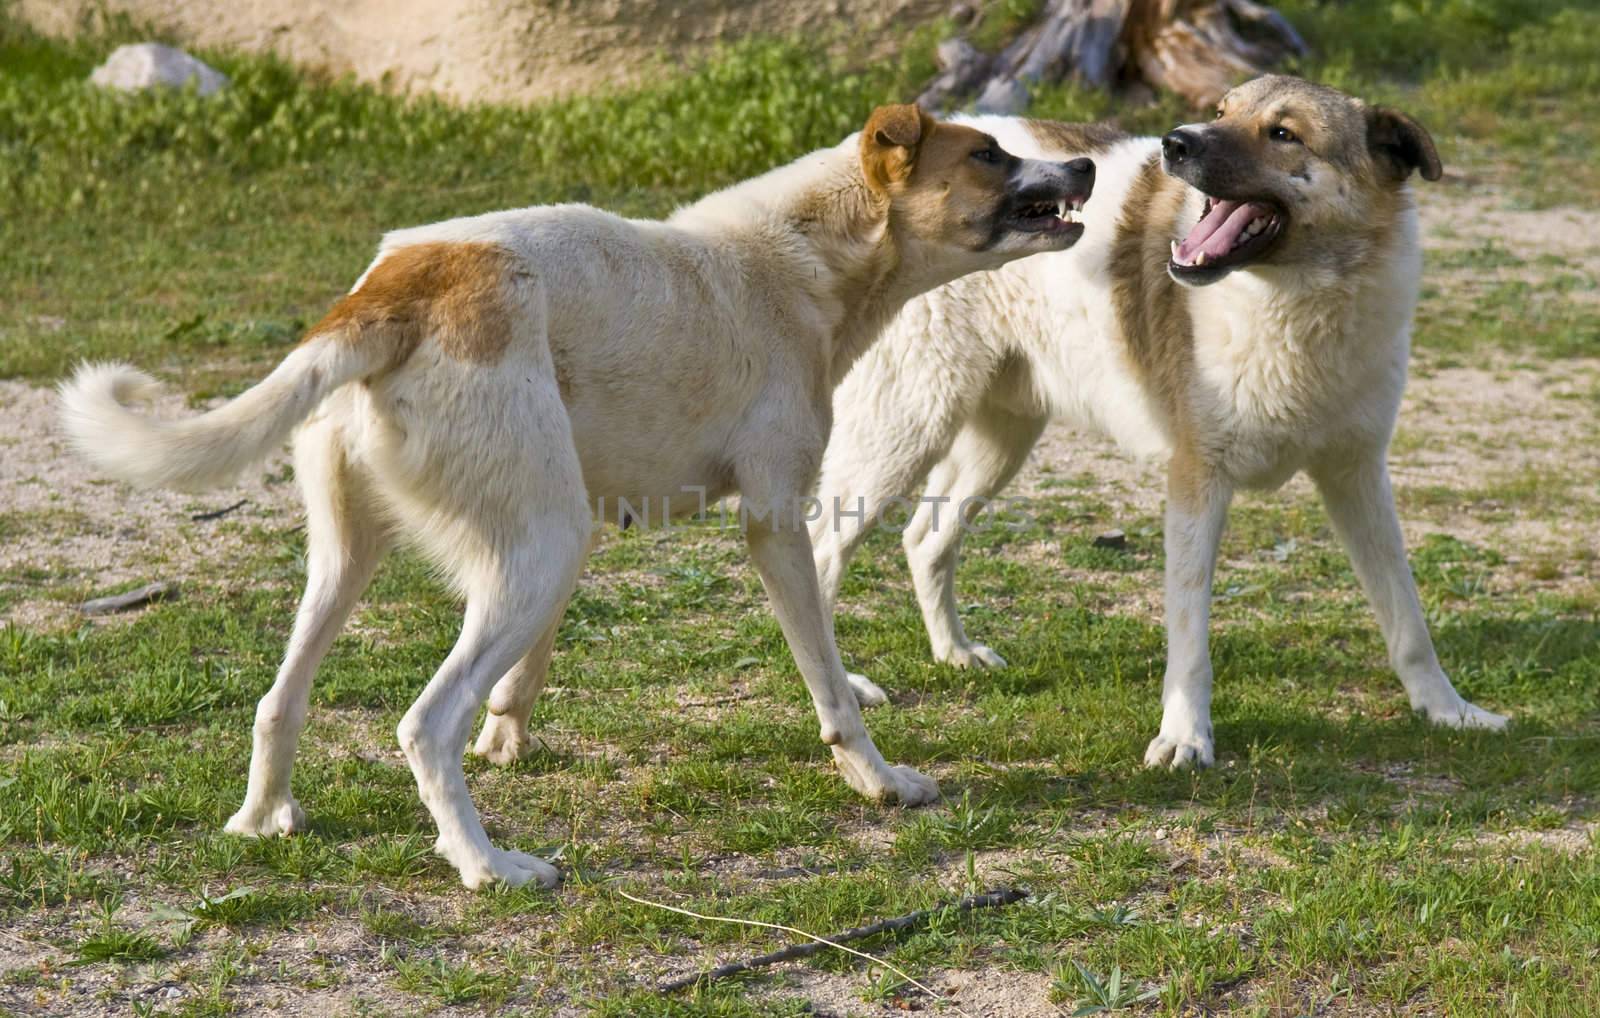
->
<box><xmin>1</xmin><ymin>1</ymin><xmax>1598</xmax><ymax>1015</ymax></box>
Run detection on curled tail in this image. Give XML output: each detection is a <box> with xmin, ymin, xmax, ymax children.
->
<box><xmin>60</xmin><ymin>238</ymin><xmax>518</xmax><ymax>491</ymax></box>
<box><xmin>57</xmin><ymin>334</ymin><xmax>387</xmax><ymax>492</ymax></box>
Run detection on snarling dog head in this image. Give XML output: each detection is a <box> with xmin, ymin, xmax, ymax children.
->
<box><xmin>859</xmin><ymin>104</ymin><xmax>1096</xmax><ymax>275</ymax></box>
<box><xmin>1160</xmin><ymin>76</ymin><xmax>1441</xmax><ymax>285</ymax></box>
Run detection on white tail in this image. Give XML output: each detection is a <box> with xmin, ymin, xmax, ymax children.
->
<box><xmin>57</xmin><ymin>336</ymin><xmax>382</xmax><ymax>492</ymax></box>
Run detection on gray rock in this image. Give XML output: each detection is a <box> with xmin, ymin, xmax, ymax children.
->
<box><xmin>1092</xmin><ymin>529</ymin><xmax>1127</xmax><ymax>550</ymax></box>
<box><xmin>89</xmin><ymin>43</ymin><xmax>229</xmax><ymax>97</ymax></box>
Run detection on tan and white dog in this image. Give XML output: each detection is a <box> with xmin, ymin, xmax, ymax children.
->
<box><xmin>812</xmin><ymin>77</ymin><xmax>1507</xmax><ymax>769</ymax></box>
<box><xmin>58</xmin><ymin>105</ymin><xmax>1095</xmax><ymax>889</ymax></box>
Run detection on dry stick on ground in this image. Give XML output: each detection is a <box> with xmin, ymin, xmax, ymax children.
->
<box><xmin>190</xmin><ymin>498</ymin><xmax>249</xmax><ymax>521</ymax></box>
<box><xmin>618</xmin><ymin>885</ymin><xmax>1028</xmax><ymax>998</ymax></box>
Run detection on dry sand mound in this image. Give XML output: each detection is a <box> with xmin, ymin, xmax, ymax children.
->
<box><xmin>19</xmin><ymin>0</ymin><xmax>946</xmax><ymax>105</ymax></box>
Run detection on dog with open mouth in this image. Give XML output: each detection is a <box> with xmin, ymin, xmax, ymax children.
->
<box><xmin>59</xmin><ymin>105</ymin><xmax>1094</xmax><ymax>889</ymax></box>
<box><xmin>811</xmin><ymin>76</ymin><xmax>1508</xmax><ymax>769</ymax></box>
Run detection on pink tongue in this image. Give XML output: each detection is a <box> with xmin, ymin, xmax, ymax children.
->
<box><xmin>1176</xmin><ymin>200</ymin><xmax>1264</xmax><ymax>262</ymax></box>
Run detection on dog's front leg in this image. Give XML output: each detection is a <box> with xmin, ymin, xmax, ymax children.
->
<box><xmin>744</xmin><ymin>515</ymin><xmax>939</xmax><ymax>806</ymax></box>
<box><xmin>1145</xmin><ymin>457</ymin><xmax>1233</xmax><ymax>770</ymax></box>
<box><xmin>1310</xmin><ymin>451</ymin><xmax>1508</xmax><ymax>730</ymax></box>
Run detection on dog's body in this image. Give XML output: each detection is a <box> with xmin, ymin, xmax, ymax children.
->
<box><xmin>60</xmin><ymin>107</ymin><xmax>1094</xmax><ymax>888</ymax></box>
<box><xmin>813</xmin><ymin>78</ymin><xmax>1507</xmax><ymax>767</ymax></box>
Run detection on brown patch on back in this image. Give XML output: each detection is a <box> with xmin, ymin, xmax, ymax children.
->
<box><xmin>1023</xmin><ymin>119</ymin><xmax>1126</xmax><ymax>157</ymax></box>
<box><xmin>306</xmin><ymin>241</ymin><xmax>516</xmax><ymax>366</ymax></box>
<box><xmin>1108</xmin><ymin>155</ymin><xmax>1210</xmax><ymax>509</ymax></box>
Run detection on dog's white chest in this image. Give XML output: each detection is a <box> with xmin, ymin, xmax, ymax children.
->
<box><xmin>1191</xmin><ymin>276</ymin><xmax>1410</xmax><ymax>487</ymax></box>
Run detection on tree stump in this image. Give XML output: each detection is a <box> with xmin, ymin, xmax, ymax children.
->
<box><xmin>918</xmin><ymin>0</ymin><xmax>1309</xmax><ymax>111</ymax></box>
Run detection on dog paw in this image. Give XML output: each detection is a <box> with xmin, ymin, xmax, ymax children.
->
<box><xmin>223</xmin><ymin>797</ymin><xmax>306</xmax><ymax>838</ymax></box>
<box><xmin>1423</xmin><ymin>699</ymin><xmax>1509</xmax><ymax>731</ymax></box>
<box><xmin>472</xmin><ymin>713</ymin><xmax>534</xmax><ymax>765</ymax></box>
<box><xmin>941</xmin><ymin>643</ymin><xmax>1007</xmax><ymax>670</ymax></box>
<box><xmin>846</xmin><ymin>671</ymin><xmax>889</xmax><ymax>707</ymax></box>
<box><xmin>454</xmin><ymin>846</ymin><xmax>560</xmax><ymax>891</ymax></box>
<box><xmin>830</xmin><ymin>745</ymin><xmax>939</xmax><ymax>805</ymax></box>
<box><xmin>881</xmin><ymin>765</ymin><xmax>941</xmax><ymax>806</ymax></box>
<box><xmin>1143</xmin><ymin>730</ymin><xmax>1215</xmax><ymax>770</ymax></box>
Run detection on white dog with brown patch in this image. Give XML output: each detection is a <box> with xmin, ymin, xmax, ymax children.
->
<box><xmin>59</xmin><ymin>105</ymin><xmax>1095</xmax><ymax>889</ymax></box>
<box><xmin>812</xmin><ymin>78</ymin><xmax>1508</xmax><ymax>768</ymax></box>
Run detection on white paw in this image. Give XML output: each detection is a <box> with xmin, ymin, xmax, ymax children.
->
<box><xmin>472</xmin><ymin>713</ymin><xmax>534</xmax><ymax>765</ymax></box>
<box><xmin>846</xmin><ymin>671</ymin><xmax>889</xmax><ymax>707</ymax></box>
<box><xmin>454</xmin><ymin>846</ymin><xmax>560</xmax><ymax>890</ymax></box>
<box><xmin>1422</xmin><ymin>699</ymin><xmax>1509</xmax><ymax>731</ymax></box>
<box><xmin>1143</xmin><ymin>729</ymin><xmax>1215</xmax><ymax>770</ymax></box>
<box><xmin>881</xmin><ymin>764</ymin><xmax>941</xmax><ymax>806</ymax></box>
<box><xmin>831</xmin><ymin>744</ymin><xmax>940</xmax><ymax>805</ymax></box>
<box><xmin>940</xmin><ymin>643</ymin><xmax>1007</xmax><ymax>670</ymax></box>
<box><xmin>223</xmin><ymin>797</ymin><xmax>306</xmax><ymax>838</ymax></box>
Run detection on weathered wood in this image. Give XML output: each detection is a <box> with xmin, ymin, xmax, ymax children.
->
<box><xmin>920</xmin><ymin>0</ymin><xmax>1307</xmax><ymax>112</ymax></box>
<box><xmin>1124</xmin><ymin>0</ymin><xmax>1308</xmax><ymax>107</ymax></box>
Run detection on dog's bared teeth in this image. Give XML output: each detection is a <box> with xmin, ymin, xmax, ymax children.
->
<box><xmin>1246</xmin><ymin>218</ymin><xmax>1266</xmax><ymax>236</ymax></box>
<box><xmin>1193</xmin><ymin>251</ymin><xmax>1209</xmax><ymax>267</ymax></box>
<box><xmin>1170</xmin><ymin>240</ymin><xmax>1182</xmax><ymax>263</ymax></box>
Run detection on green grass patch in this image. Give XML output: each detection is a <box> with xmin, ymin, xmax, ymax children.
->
<box><xmin>3</xmin><ymin>3</ymin><xmax>1598</xmax><ymax>1014</ymax></box>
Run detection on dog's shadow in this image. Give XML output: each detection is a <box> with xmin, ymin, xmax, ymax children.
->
<box><xmin>934</xmin><ymin>612</ymin><xmax>1600</xmax><ymax>821</ymax></box>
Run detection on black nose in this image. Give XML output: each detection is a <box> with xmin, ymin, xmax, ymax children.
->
<box><xmin>1065</xmin><ymin>157</ymin><xmax>1094</xmax><ymax>181</ymax></box>
<box><xmin>1162</xmin><ymin>128</ymin><xmax>1202</xmax><ymax>164</ymax></box>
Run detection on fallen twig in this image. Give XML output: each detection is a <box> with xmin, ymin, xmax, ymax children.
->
<box><xmin>623</xmin><ymin>885</ymin><xmax>1027</xmax><ymax>999</ymax></box>
<box><xmin>190</xmin><ymin>498</ymin><xmax>248</xmax><ymax>522</ymax></box>
<box><xmin>79</xmin><ymin>581</ymin><xmax>177</xmax><ymax>615</ymax></box>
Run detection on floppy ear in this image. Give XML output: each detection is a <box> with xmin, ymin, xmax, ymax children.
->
<box><xmin>860</xmin><ymin>103</ymin><xmax>930</xmax><ymax>196</ymax></box>
<box><xmin>1366</xmin><ymin>106</ymin><xmax>1442</xmax><ymax>183</ymax></box>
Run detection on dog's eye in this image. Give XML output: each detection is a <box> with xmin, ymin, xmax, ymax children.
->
<box><xmin>969</xmin><ymin>147</ymin><xmax>1000</xmax><ymax>164</ymax></box>
<box><xmin>1214</xmin><ymin>108</ymin><xmax>1224</xmax><ymax>120</ymax></box>
<box><xmin>1270</xmin><ymin>126</ymin><xmax>1299</xmax><ymax>144</ymax></box>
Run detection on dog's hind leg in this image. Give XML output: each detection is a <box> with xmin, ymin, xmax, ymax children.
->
<box><xmin>472</xmin><ymin>616</ymin><xmax>562</xmax><ymax>766</ymax></box>
<box><xmin>1310</xmin><ymin>450</ymin><xmax>1509</xmax><ymax>731</ymax></box>
<box><xmin>394</xmin><ymin>389</ymin><xmax>590</xmax><ymax>889</ymax></box>
<box><xmin>904</xmin><ymin>401</ymin><xmax>1046</xmax><ymax>670</ymax></box>
<box><xmin>226</xmin><ymin>417</ymin><xmax>390</xmax><ymax>839</ymax></box>
<box><xmin>400</xmin><ymin>514</ymin><xmax>587</xmax><ymax>888</ymax></box>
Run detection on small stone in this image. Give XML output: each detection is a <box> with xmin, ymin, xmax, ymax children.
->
<box><xmin>1154</xmin><ymin>827</ymin><xmax>1168</xmax><ymax>841</ymax></box>
<box><xmin>1092</xmin><ymin>529</ymin><xmax>1127</xmax><ymax>550</ymax></box>
<box><xmin>89</xmin><ymin>43</ymin><xmax>229</xmax><ymax>97</ymax></box>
